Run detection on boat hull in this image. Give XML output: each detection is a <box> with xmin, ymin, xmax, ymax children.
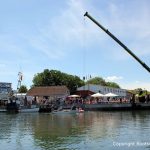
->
<box><xmin>0</xmin><ymin>108</ymin><xmax>7</xmax><ymax>112</ymax></box>
<box><xmin>52</xmin><ymin>108</ymin><xmax>84</xmax><ymax>114</ymax></box>
<box><xmin>18</xmin><ymin>107</ymin><xmax>39</xmax><ymax>113</ymax></box>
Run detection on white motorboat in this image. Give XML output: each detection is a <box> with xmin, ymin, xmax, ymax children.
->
<box><xmin>18</xmin><ymin>105</ymin><xmax>39</xmax><ymax>113</ymax></box>
<box><xmin>51</xmin><ymin>106</ymin><xmax>84</xmax><ymax>114</ymax></box>
<box><xmin>0</xmin><ymin>108</ymin><xmax>7</xmax><ymax>112</ymax></box>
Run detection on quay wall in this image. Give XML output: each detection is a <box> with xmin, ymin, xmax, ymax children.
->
<box><xmin>84</xmin><ymin>103</ymin><xmax>150</xmax><ymax>111</ymax></box>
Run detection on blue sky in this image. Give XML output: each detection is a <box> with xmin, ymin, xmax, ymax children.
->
<box><xmin>0</xmin><ymin>0</ymin><xmax>150</xmax><ymax>90</ymax></box>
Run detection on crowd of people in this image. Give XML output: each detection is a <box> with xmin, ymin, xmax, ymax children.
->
<box><xmin>37</xmin><ymin>93</ymin><xmax>150</xmax><ymax>112</ymax></box>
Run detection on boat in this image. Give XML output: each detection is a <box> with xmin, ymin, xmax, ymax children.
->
<box><xmin>6</xmin><ymin>99</ymin><xmax>20</xmax><ymax>113</ymax></box>
<box><xmin>0</xmin><ymin>82</ymin><xmax>19</xmax><ymax>112</ymax></box>
<box><xmin>18</xmin><ymin>96</ymin><xmax>40</xmax><ymax>113</ymax></box>
<box><xmin>51</xmin><ymin>105</ymin><xmax>84</xmax><ymax>114</ymax></box>
<box><xmin>0</xmin><ymin>107</ymin><xmax>7</xmax><ymax>112</ymax></box>
<box><xmin>16</xmin><ymin>93</ymin><xmax>39</xmax><ymax>113</ymax></box>
<box><xmin>18</xmin><ymin>105</ymin><xmax>39</xmax><ymax>113</ymax></box>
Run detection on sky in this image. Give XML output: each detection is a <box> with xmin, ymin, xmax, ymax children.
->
<box><xmin>0</xmin><ymin>0</ymin><xmax>150</xmax><ymax>91</ymax></box>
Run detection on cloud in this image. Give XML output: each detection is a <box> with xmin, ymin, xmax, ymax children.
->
<box><xmin>26</xmin><ymin>0</ymin><xmax>150</xmax><ymax>62</ymax></box>
<box><xmin>105</xmin><ymin>76</ymin><xmax>123</xmax><ymax>82</ymax></box>
<box><xmin>1</xmin><ymin>0</ymin><xmax>150</xmax><ymax>90</ymax></box>
<box><xmin>82</xmin><ymin>1</ymin><xmax>150</xmax><ymax>61</ymax></box>
<box><xmin>28</xmin><ymin>0</ymin><xmax>110</xmax><ymax>60</ymax></box>
<box><xmin>28</xmin><ymin>0</ymin><xmax>87</xmax><ymax>59</ymax></box>
<box><xmin>105</xmin><ymin>1</ymin><xmax>150</xmax><ymax>58</ymax></box>
<box><xmin>2</xmin><ymin>0</ymin><xmax>150</xmax><ymax>62</ymax></box>
<box><xmin>121</xmin><ymin>81</ymin><xmax>150</xmax><ymax>91</ymax></box>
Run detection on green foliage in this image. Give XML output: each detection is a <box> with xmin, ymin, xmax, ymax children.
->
<box><xmin>32</xmin><ymin>69</ymin><xmax>84</xmax><ymax>94</ymax></box>
<box><xmin>134</xmin><ymin>88</ymin><xmax>143</xmax><ymax>93</ymax></box>
<box><xmin>86</xmin><ymin>77</ymin><xmax>107</xmax><ymax>86</ymax></box>
<box><xmin>134</xmin><ymin>88</ymin><xmax>148</xmax><ymax>96</ymax></box>
<box><xmin>106</xmin><ymin>82</ymin><xmax>120</xmax><ymax>88</ymax></box>
<box><xmin>86</xmin><ymin>77</ymin><xmax>120</xmax><ymax>88</ymax></box>
<box><xmin>18</xmin><ymin>85</ymin><xmax>28</xmax><ymax>93</ymax></box>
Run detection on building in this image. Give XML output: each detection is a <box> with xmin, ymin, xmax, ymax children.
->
<box><xmin>0</xmin><ymin>82</ymin><xmax>12</xmax><ymax>100</ymax></box>
<box><xmin>77</xmin><ymin>84</ymin><xmax>127</xmax><ymax>97</ymax></box>
<box><xmin>0</xmin><ymin>82</ymin><xmax>12</xmax><ymax>109</ymax></box>
<box><xmin>27</xmin><ymin>86</ymin><xmax>70</xmax><ymax>102</ymax></box>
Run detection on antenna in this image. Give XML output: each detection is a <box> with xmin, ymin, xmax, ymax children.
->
<box><xmin>17</xmin><ymin>72</ymin><xmax>23</xmax><ymax>91</ymax></box>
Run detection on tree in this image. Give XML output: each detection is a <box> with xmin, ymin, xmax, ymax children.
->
<box><xmin>18</xmin><ymin>85</ymin><xmax>28</xmax><ymax>93</ymax></box>
<box><xmin>134</xmin><ymin>88</ymin><xmax>143</xmax><ymax>93</ymax></box>
<box><xmin>86</xmin><ymin>76</ymin><xmax>120</xmax><ymax>88</ymax></box>
<box><xmin>86</xmin><ymin>77</ymin><xmax>107</xmax><ymax>86</ymax></box>
<box><xmin>106</xmin><ymin>82</ymin><xmax>120</xmax><ymax>88</ymax></box>
<box><xmin>32</xmin><ymin>69</ymin><xmax>84</xmax><ymax>94</ymax></box>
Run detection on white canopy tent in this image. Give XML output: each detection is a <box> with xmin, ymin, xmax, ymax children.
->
<box><xmin>104</xmin><ymin>93</ymin><xmax>118</xmax><ymax>97</ymax></box>
<box><xmin>68</xmin><ymin>94</ymin><xmax>80</xmax><ymax>98</ymax></box>
<box><xmin>91</xmin><ymin>93</ymin><xmax>104</xmax><ymax>97</ymax></box>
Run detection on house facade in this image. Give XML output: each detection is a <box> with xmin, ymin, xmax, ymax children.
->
<box><xmin>27</xmin><ymin>86</ymin><xmax>70</xmax><ymax>102</ymax></box>
<box><xmin>77</xmin><ymin>84</ymin><xmax>127</xmax><ymax>97</ymax></box>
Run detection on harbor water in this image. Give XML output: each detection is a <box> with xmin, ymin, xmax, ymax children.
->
<box><xmin>0</xmin><ymin>111</ymin><xmax>150</xmax><ymax>150</ymax></box>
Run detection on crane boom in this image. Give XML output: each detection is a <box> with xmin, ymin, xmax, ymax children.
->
<box><xmin>84</xmin><ymin>12</ymin><xmax>150</xmax><ymax>73</ymax></box>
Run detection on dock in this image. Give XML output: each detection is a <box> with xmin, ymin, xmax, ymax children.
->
<box><xmin>84</xmin><ymin>103</ymin><xmax>150</xmax><ymax>111</ymax></box>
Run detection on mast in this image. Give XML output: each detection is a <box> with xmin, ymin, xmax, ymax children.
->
<box><xmin>84</xmin><ymin>12</ymin><xmax>150</xmax><ymax>73</ymax></box>
<box><xmin>17</xmin><ymin>72</ymin><xmax>23</xmax><ymax>91</ymax></box>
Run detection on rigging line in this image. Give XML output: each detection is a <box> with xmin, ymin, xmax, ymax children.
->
<box><xmin>82</xmin><ymin>16</ymin><xmax>93</xmax><ymax>82</ymax></box>
<box><xmin>82</xmin><ymin>16</ymin><xmax>88</xmax><ymax>81</ymax></box>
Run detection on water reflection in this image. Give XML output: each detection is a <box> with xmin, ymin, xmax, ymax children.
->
<box><xmin>0</xmin><ymin>111</ymin><xmax>150</xmax><ymax>150</ymax></box>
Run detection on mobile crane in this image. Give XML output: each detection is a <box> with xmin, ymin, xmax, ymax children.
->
<box><xmin>84</xmin><ymin>12</ymin><xmax>150</xmax><ymax>73</ymax></box>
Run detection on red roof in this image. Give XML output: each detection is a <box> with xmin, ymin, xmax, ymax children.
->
<box><xmin>27</xmin><ymin>86</ymin><xmax>69</xmax><ymax>96</ymax></box>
